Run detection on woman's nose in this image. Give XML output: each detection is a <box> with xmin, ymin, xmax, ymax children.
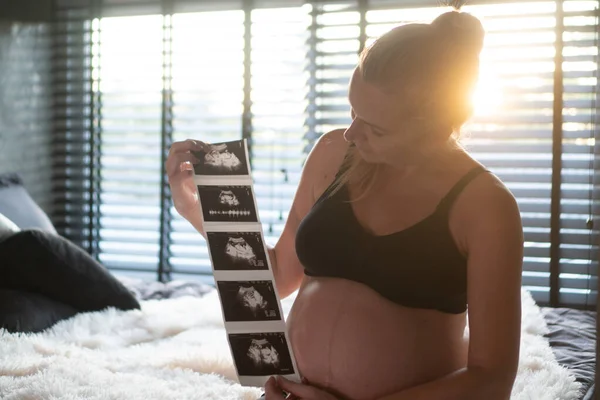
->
<box><xmin>343</xmin><ymin>119</ymin><xmax>361</xmax><ymax>142</ymax></box>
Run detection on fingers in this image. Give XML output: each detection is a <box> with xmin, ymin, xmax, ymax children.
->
<box><xmin>168</xmin><ymin>139</ymin><xmax>209</xmax><ymax>155</ymax></box>
<box><xmin>166</xmin><ymin>152</ymin><xmax>200</xmax><ymax>179</ymax></box>
<box><xmin>264</xmin><ymin>377</ymin><xmax>287</xmax><ymax>400</ymax></box>
<box><xmin>275</xmin><ymin>376</ymin><xmax>314</xmax><ymax>398</ymax></box>
<box><xmin>287</xmin><ymin>377</ymin><xmax>309</xmax><ymax>400</ymax></box>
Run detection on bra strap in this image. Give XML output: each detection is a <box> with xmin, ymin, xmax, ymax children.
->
<box><xmin>436</xmin><ymin>166</ymin><xmax>488</xmax><ymax>213</ymax></box>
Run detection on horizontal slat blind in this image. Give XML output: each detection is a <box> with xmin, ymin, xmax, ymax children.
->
<box><xmin>559</xmin><ymin>0</ymin><xmax>598</xmax><ymax>307</ymax></box>
<box><xmin>50</xmin><ymin>0</ymin><xmax>599</xmax><ymax>309</ymax></box>
<box><xmin>365</xmin><ymin>1</ymin><xmax>557</xmax><ymax>305</ymax></box>
<box><xmin>465</xmin><ymin>1</ymin><xmax>558</xmax><ymax>305</ymax></box>
<box><xmin>251</xmin><ymin>6</ymin><xmax>310</xmax><ymax>244</ymax></box>
<box><xmin>169</xmin><ymin>9</ymin><xmax>245</xmax><ymax>280</ymax></box>
<box><xmin>305</xmin><ymin>1</ymin><xmax>359</xmax><ymax>150</ymax></box>
<box><xmin>96</xmin><ymin>15</ymin><xmax>164</xmax><ymax>273</ymax></box>
<box><xmin>51</xmin><ymin>2</ymin><xmax>96</xmax><ymax>250</ymax></box>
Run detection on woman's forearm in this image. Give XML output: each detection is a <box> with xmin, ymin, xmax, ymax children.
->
<box><xmin>268</xmin><ymin>246</ymin><xmax>301</xmax><ymax>299</ymax></box>
<box><xmin>378</xmin><ymin>367</ymin><xmax>513</xmax><ymax>400</ymax></box>
<box><xmin>267</xmin><ymin>246</ymin><xmax>285</xmax><ymax>295</ymax></box>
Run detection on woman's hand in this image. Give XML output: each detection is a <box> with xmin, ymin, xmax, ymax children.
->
<box><xmin>264</xmin><ymin>376</ymin><xmax>340</xmax><ymax>400</ymax></box>
<box><xmin>165</xmin><ymin>139</ymin><xmax>208</xmax><ymax>235</ymax></box>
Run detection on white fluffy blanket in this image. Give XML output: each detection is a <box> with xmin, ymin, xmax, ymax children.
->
<box><xmin>0</xmin><ymin>289</ymin><xmax>583</xmax><ymax>400</ymax></box>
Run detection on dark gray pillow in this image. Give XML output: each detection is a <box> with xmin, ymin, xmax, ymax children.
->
<box><xmin>0</xmin><ymin>289</ymin><xmax>78</xmax><ymax>333</ymax></box>
<box><xmin>0</xmin><ymin>174</ymin><xmax>56</xmax><ymax>233</ymax></box>
<box><xmin>0</xmin><ymin>229</ymin><xmax>140</xmax><ymax>312</ymax></box>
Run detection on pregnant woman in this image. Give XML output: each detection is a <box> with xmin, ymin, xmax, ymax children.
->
<box><xmin>166</xmin><ymin>4</ymin><xmax>523</xmax><ymax>400</ymax></box>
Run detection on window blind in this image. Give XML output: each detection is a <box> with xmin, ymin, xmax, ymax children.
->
<box><xmin>454</xmin><ymin>1</ymin><xmax>557</xmax><ymax>306</ymax></box>
<box><xmin>53</xmin><ymin>0</ymin><xmax>311</xmax><ymax>285</ymax></box>
<box><xmin>167</xmin><ymin>4</ymin><xmax>310</xmax><ymax>281</ymax></box>
<box><xmin>169</xmin><ymin>9</ymin><xmax>245</xmax><ymax>280</ymax></box>
<box><xmin>95</xmin><ymin>14</ymin><xmax>164</xmax><ymax>276</ymax></box>
<box><xmin>51</xmin><ymin>2</ymin><xmax>97</xmax><ymax>251</ymax></box>
<box><xmin>305</xmin><ymin>1</ymin><xmax>360</xmax><ymax>149</ymax></box>
<box><xmin>310</xmin><ymin>0</ymin><xmax>599</xmax><ymax>307</ymax></box>
<box><xmin>559</xmin><ymin>0</ymin><xmax>599</xmax><ymax>308</ymax></box>
<box><xmin>249</xmin><ymin>6</ymin><xmax>310</xmax><ymax>245</ymax></box>
<box><xmin>338</xmin><ymin>0</ymin><xmax>561</xmax><ymax>304</ymax></box>
<box><xmin>51</xmin><ymin>0</ymin><xmax>599</xmax><ymax>308</ymax></box>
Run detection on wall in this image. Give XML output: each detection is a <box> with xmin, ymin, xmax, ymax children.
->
<box><xmin>0</xmin><ymin>22</ymin><xmax>53</xmax><ymax>214</ymax></box>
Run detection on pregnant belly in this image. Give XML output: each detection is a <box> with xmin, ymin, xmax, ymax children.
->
<box><xmin>286</xmin><ymin>277</ymin><xmax>468</xmax><ymax>400</ymax></box>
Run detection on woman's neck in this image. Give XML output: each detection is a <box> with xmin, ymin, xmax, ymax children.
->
<box><xmin>382</xmin><ymin>145</ymin><xmax>465</xmax><ymax>179</ymax></box>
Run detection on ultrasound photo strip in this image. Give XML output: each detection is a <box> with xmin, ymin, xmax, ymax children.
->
<box><xmin>192</xmin><ymin>140</ymin><xmax>250</xmax><ymax>177</ymax></box>
<box><xmin>193</xmin><ymin>138</ymin><xmax>301</xmax><ymax>387</ymax></box>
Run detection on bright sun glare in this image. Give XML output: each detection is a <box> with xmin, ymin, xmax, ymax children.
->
<box><xmin>472</xmin><ymin>64</ymin><xmax>504</xmax><ymax>117</ymax></box>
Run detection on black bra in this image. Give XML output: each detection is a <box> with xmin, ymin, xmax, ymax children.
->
<box><xmin>295</xmin><ymin>165</ymin><xmax>487</xmax><ymax>314</ymax></box>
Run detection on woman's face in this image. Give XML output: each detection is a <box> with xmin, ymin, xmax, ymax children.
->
<box><xmin>344</xmin><ymin>68</ymin><xmax>443</xmax><ymax>166</ymax></box>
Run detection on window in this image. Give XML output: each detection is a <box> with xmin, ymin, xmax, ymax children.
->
<box><xmin>169</xmin><ymin>9</ymin><xmax>246</xmax><ymax>279</ymax></box>
<box><xmin>51</xmin><ymin>0</ymin><xmax>599</xmax><ymax>308</ymax></box>
<box><xmin>98</xmin><ymin>14</ymin><xmax>164</xmax><ymax>274</ymax></box>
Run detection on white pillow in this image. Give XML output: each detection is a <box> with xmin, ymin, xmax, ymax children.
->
<box><xmin>0</xmin><ymin>212</ymin><xmax>20</xmax><ymax>243</ymax></box>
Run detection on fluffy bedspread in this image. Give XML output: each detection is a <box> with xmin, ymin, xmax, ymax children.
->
<box><xmin>0</xmin><ymin>289</ymin><xmax>583</xmax><ymax>400</ymax></box>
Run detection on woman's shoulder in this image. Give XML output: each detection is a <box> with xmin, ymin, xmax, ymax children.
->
<box><xmin>449</xmin><ymin>157</ymin><xmax>517</xmax><ymax>214</ymax></box>
<box><xmin>449</xmin><ymin>161</ymin><xmax>522</xmax><ymax>248</ymax></box>
<box><xmin>304</xmin><ymin>129</ymin><xmax>349</xmax><ymax>201</ymax></box>
<box><xmin>310</xmin><ymin>128</ymin><xmax>348</xmax><ymax>160</ymax></box>
<box><xmin>467</xmin><ymin>165</ymin><xmax>516</xmax><ymax>208</ymax></box>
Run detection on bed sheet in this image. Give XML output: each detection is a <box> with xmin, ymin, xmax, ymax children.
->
<box><xmin>118</xmin><ymin>276</ymin><xmax>213</xmax><ymax>301</ymax></box>
<box><xmin>542</xmin><ymin>307</ymin><xmax>596</xmax><ymax>400</ymax></box>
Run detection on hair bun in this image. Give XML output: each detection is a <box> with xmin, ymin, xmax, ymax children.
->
<box><xmin>441</xmin><ymin>0</ymin><xmax>468</xmax><ymax>11</ymax></box>
<box><xmin>431</xmin><ymin>10</ymin><xmax>485</xmax><ymax>55</ymax></box>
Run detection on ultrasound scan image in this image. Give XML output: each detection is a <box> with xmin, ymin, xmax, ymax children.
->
<box><xmin>197</xmin><ymin>185</ymin><xmax>258</xmax><ymax>223</ymax></box>
<box><xmin>229</xmin><ymin>332</ymin><xmax>295</xmax><ymax>376</ymax></box>
<box><xmin>193</xmin><ymin>140</ymin><xmax>249</xmax><ymax>176</ymax></box>
<box><xmin>217</xmin><ymin>280</ymin><xmax>281</xmax><ymax>322</ymax></box>
<box><xmin>207</xmin><ymin>231</ymin><xmax>268</xmax><ymax>270</ymax></box>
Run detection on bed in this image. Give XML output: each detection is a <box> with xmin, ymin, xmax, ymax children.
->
<box><xmin>129</xmin><ymin>279</ymin><xmax>598</xmax><ymax>400</ymax></box>
<box><xmin>0</xmin><ymin>275</ymin><xmax>594</xmax><ymax>399</ymax></box>
<box><xmin>122</xmin><ymin>278</ymin><xmax>599</xmax><ymax>399</ymax></box>
<box><xmin>0</xmin><ymin>175</ymin><xmax>596</xmax><ymax>399</ymax></box>
<box><xmin>104</xmin><ymin>277</ymin><xmax>596</xmax><ymax>400</ymax></box>
<box><xmin>129</xmin><ymin>280</ymin><xmax>599</xmax><ymax>400</ymax></box>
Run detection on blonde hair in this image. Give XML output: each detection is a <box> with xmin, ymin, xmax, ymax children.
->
<box><xmin>330</xmin><ymin>3</ymin><xmax>485</xmax><ymax>201</ymax></box>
